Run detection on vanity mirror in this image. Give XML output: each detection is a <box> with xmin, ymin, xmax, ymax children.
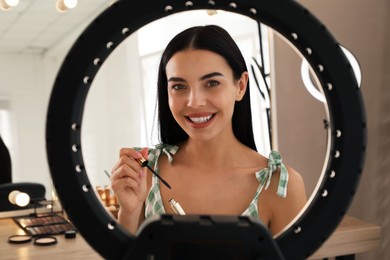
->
<box><xmin>46</xmin><ymin>0</ymin><xmax>366</xmax><ymax>259</ymax></box>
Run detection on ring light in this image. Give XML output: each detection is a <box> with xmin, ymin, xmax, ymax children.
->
<box><xmin>46</xmin><ymin>0</ymin><xmax>366</xmax><ymax>259</ymax></box>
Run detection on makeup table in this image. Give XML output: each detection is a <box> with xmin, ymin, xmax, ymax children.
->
<box><xmin>309</xmin><ymin>216</ymin><xmax>381</xmax><ymax>259</ymax></box>
<box><xmin>0</xmin><ymin>215</ymin><xmax>380</xmax><ymax>259</ymax></box>
<box><xmin>0</xmin><ymin>216</ymin><xmax>102</xmax><ymax>260</ymax></box>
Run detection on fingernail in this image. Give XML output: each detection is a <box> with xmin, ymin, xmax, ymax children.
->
<box><xmin>135</xmin><ymin>151</ymin><xmax>142</xmax><ymax>157</ymax></box>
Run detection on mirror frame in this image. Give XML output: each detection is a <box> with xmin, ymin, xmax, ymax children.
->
<box><xmin>46</xmin><ymin>0</ymin><xmax>366</xmax><ymax>259</ymax></box>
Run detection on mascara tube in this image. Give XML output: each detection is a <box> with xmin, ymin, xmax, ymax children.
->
<box><xmin>169</xmin><ymin>198</ymin><xmax>186</xmax><ymax>215</ymax></box>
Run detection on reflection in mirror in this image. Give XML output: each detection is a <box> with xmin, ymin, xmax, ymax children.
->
<box><xmin>82</xmin><ymin>10</ymin><xmax>329</xmax><ymax>237</ymax></box>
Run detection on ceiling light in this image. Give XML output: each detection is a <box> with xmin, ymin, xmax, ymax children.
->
<box><xmin>64</xmin><ymin>0</ymin><xmax>78</xmax><ymax>9</ymax></box>
<box><xmin>0</xmin><ymin>0</ymin><xmax>19</xmax><ymax>11</ymax></box>
<box><xmin>56</xmin><ymin>0</ymin><xmax>78</xmax><ymax>13</ymax></box>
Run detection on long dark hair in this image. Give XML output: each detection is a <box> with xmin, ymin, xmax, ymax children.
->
<box><xmin>157</xmin><ymin>25</ymin><xmax>257</xmax><ymax>151</ymax></box>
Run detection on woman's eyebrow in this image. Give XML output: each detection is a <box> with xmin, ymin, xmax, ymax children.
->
<box><xmin>168</xmin><ymin>77</ymin><xmax>186</xmax><ymax>82</ymax></box>
<box><xmin>200</xmin><ymin>72</ymin><xmax>224</xmax><ymax>81</ymax></box>
<box><xmin>168</xmin><ymin>72</ymin><xmax>224</xmax><ymax>83</ymax></box>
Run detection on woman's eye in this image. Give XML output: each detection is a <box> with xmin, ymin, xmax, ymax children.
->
<box><xmin>172</xmin><ymin>84</ymin><xmax>185</xmax><ymax>90</ymax></box>
<box><xmin>207</xmin><ymin>80</ymin><xmax>220</xmax><ymax>87</ymax></box>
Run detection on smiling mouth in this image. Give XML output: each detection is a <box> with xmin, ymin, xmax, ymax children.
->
<box><xmin>187</xmin><ymin>114</ymin><xmax>215</xmax><ymax>124</ymax></box>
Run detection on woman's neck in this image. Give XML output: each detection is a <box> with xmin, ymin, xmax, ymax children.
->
<box><xmin>177</xmin><ymin>137</ymin><xmax>251</xmax><ymax>168</ymax></box>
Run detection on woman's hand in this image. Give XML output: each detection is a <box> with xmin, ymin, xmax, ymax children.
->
<box><xmin>111</xmin><ymin>147</ymin><xmax>149</xmax><ymax>216</ymax></box>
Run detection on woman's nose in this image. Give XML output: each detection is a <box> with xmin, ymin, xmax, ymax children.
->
<box><xmin>187</xmin><ymin>88</ymin><xmax>206</xmax><ymax>108</ymax></box>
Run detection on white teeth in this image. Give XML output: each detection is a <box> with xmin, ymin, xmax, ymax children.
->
<box><xmin>189</xmin><ymin>115</ymin><xmax>213</xmax><ymax>123</ymax></box>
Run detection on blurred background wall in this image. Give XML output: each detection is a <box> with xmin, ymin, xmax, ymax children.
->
<box><xmin>276</xmin><ymin>1</ymin><xmax>390</xmax><ymax>259</ymax></box>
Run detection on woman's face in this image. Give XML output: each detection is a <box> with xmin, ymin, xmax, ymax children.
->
<box><xmin>165</xmin><ymin>49</ymin><xmax>248</xmax><ymax>143</ymax></box>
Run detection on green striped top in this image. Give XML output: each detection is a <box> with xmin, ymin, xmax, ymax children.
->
<box><xmin>143</xmin><ymin>144</ymin><xmax>288</xmax><ymax>219</ymax></box>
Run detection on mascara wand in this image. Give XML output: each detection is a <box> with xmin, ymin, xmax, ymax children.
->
<box><xmin>138</xmin><ymin>157</ymin><xmax>172</xmax><ymax>190</ymax></box>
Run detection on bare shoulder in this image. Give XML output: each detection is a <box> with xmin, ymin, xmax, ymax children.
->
<box><xmin>269</xmin><ymin>166</ymin><xmax>307</xmax><ymax>206</ymax></box>
<box><xmin>263</xmin><ymin>165</ymin><xmax>306</xmax><ymax>198</ymax></box>
<box><xmin>285</xmin><ymin>166</ymin><xmax>306</xmax><ymax>198</ymax></box>
<box><xmin>260</xmin><ymin>165</ymin><xmax>307</xmax><ymax>234</ymax></box>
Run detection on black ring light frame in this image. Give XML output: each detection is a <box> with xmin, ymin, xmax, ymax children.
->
<box><xmin>46</xmin><ymin>0</ymin><xmax>366</xmax><ymax>259</ymax></box>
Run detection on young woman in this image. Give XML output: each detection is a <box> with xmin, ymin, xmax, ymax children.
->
<box><xmin>111</xmin><ymin>25</ymin><xmax>307</xmax><ymax>236</ymax></box>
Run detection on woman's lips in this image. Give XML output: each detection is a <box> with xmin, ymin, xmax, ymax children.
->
<box><xmin>185</xmin><ymin>113</ymin><xmax>216</xmax><ymax>128</ymax></box>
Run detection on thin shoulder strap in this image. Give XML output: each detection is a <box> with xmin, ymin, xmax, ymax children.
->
<box><xmin>255</xmin><ymin>150</ymin><xmax>289</xmax><ymax>198</ymax></box>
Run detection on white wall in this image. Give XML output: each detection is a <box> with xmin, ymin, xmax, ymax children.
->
<box><xmin>0</xmin><ymin>54</ymin><xmax>52</xmax><ymax>192</ymax></box>
<box><xmin>0</xmin><ymin>5</ymin><xmax>105</xmax><ymax>197</ymax></box>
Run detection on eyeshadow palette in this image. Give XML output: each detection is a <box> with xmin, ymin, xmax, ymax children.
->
<box><xmin>13</xmin><ymin>213</ymin><xmax>77</xmax><ymax>237</ymax></box>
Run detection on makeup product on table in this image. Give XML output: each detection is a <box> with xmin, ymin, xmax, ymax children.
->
<box><xmin>103</xmin><ymin>185</ymin><xmax>111</xmax><ymax>206</ymax></box>
<box><xmin>138</xmin><ymin>157</ymin><xmax>172</xmax><ymax>190</ymax></box>
<box><xmin>169</xmin><ymin>198</ymin><xmax>186</xmax><ymax>215</ymax></box>
<box><xmin>33</xmin><ymin>236</ymin><xmax>57</xmax><ymax>246</ymax></box>
<box><xmin>8</xmin><ymin>235</ymin><xmax>32</xmax><ymax>244</ymax></box>
<box><xmin>12</xmin><ymin>214</ymin><xmax>77</xmax><ymax>237</ymax></box>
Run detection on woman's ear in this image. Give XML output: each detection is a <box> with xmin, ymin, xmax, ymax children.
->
<box><xmin>236</xmin><ymin>72</ymin><xmax>249</xmax><ymax>101</ymax></box>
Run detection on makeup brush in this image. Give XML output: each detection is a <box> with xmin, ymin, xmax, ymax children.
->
<box><xmin>104</xmin><ymin>170</ymin><xmax>111</xmax><ymax>179</ymax></box>
<box><xmin>138</xmin><ymin>157</ymin><xmax>172</xmax><ymax>190</ymax></box>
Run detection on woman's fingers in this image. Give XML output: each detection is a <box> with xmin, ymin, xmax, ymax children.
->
<box><xmin>111</xmin><ymin>156</ymin><xmax>141</xmax><ymax>179</ymax></box>
<box><xmin>110</xmin><ymin>148</ymin><xmax>149</xmax><ymax>193</ymax></box>
<box><xmin>109</xmin><ymin>147</ymin><xmax>150</xmax><ymax>215</ymax></box>
<box><xmin>112</xmin><ymin>163</ymin><xmax>137</xmax><ymax>180</ymax></box>
<box><xmin>139</xmin><ymin>147</ymin><xmax>149</xmax><ymax>160</ymax></box>
<box><xmin>119</xmin><ymin>147</ymin><xmax>143</xmax><ymax>160</ymax></box>
<box><xmin>111</xmin><ymin>172</ymin><xmax>139</xmax><ymax>190</ymax></box>
<box><xmin>111</xmin><ymin>147</ymin><xmax>149</xmax><ymax>195</ymax></box>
